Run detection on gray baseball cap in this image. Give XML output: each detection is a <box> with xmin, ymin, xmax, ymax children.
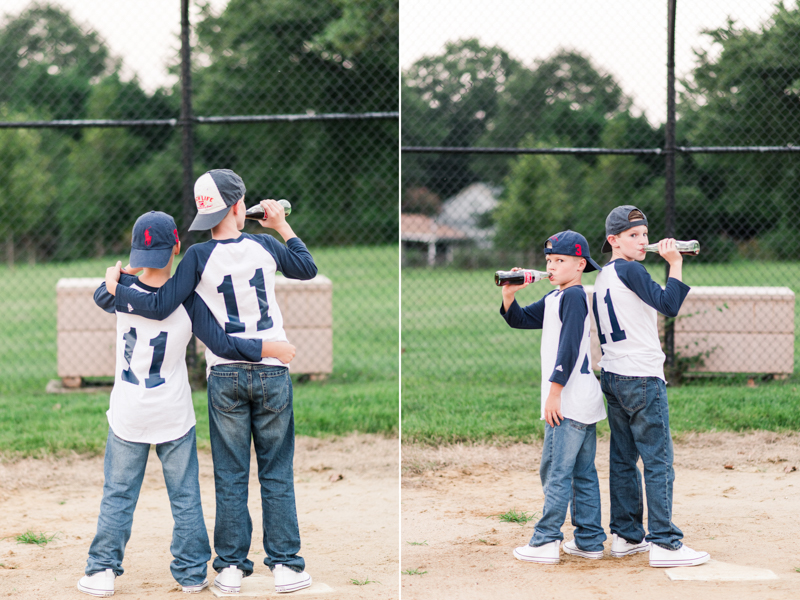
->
<box><xmin>601</xmin><ymin>205</ymin><xmax>648</xmax><ymax>253</ymax></box>
<box><xmin>189</xmin><ymin>169</ymin><xmax>247</xmax><ymax>231</ymax></box>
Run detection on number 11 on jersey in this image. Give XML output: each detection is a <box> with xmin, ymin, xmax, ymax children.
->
<box><xmin>217</xmin><ymin>268</ymin><xmax>274</xmax><ymax>334</ymax></box>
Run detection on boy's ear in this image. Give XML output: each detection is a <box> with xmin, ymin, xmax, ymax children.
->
<box><xmin>607</xmin><ymin>234</ymin><xmax>618</xmax><ymax>249</ymax></box>
<box><xmin>174</xmin><ymin>241</ymin><xmax>181</xmax><ymax>255</ymax></box>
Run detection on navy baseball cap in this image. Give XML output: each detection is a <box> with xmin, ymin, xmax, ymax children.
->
<box><xmin>189</xmin><ymin>169</ymin><xmax>247</xmax><ymax>231</ymax></box>
<box><xmin>602</xmin><ymin>205</ymin><xmax>648</xmax><ymax>253</ymax></box>
<box><xmin>130</xmin><ymin>211</ymin><xmax>179</xmax><ymax>269</ymax></box>
<box><xmin>544</xmin><ymin>230</ymin><xmax>601</xmax><ymax>273</ymax></box>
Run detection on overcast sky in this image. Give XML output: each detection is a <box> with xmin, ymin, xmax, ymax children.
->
<box><xmin>400</xmin><ymin>0</ymin><xmax>783</xmax><ymax>124</ymax></box>
<box><xmin>1</xmin><ymin>0</ymin><xmax>787</xmax><ymax>124</ymax></box>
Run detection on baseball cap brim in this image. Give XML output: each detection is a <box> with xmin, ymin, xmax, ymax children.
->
<box><xmin>188</xmin><ymin>206</ymin><xmax>232</xmax><ymax>231</ymax></box>
<box><xmin>601</xmin><ymin>238</ymin><xmax>613</xmax><ymax>253</ymax></box>
<box><xmin>584</xmin><ymin>256</ymin><xmax>602</xmax><ymax>272</ymax></box>
<box><xmin>129</xmin><ymin>247</ymin><xmax>174</xmax><ymax>269</ymax></box>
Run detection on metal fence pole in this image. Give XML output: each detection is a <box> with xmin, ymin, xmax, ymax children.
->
<box><xmin>664</xmin><ymin>0</ymin><xmax>677</xmax><ymax>373</ymax></box>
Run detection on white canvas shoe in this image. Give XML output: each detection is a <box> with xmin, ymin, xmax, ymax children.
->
<box><xmin>274</xmin><ymin>564</ymin><xmax>312</xmax><ymax>593</ymax></box>
<box><xmin>512</xmin><ymin>540</ymin><xmax>560</xmax><ymax>564</ymax></box>
<box><xmin>182</xmin><ymin>578</ymin><xmax>209</xmax><ymax>593</ymax></box>
<box><xmin>610</xmin><ymin>533</ymin><xmax>649</xmax><ymax>558</ymax></box>
<box><xmin>214</xmin><ymin>566</ymin><xmax>244</xmax><ymax>594</ymax></box>
<box><xmin>563</xmin><ymin>539</ymin><xmax>603</xmax><ymax>560</ymax></box>
<box><xmin>649</xmin><ymin>543</ymin><xmax>710</xmax><ymax>567</ymax></box>
<box><xmin>77</xmin><ymin>568</ymin><xmax>116</xmax><ymax>597</ymax></box>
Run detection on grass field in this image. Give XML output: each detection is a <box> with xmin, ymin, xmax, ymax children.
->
<box><xmin>0</xmin><ymin>245</ymin><xmax>399</xmax><ymax>456</ymax></box>
<box><xmin>402</xmin><ymin>259</ymin><xmax>800</xmax><ymax>444</ymax></box>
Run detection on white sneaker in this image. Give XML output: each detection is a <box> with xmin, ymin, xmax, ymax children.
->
<box><xmin>214</xmin><ymin>566</ymin><xmax>243</xmax><ymax>594</ymax></box>
<box><xmin>77</xmin><ymin>568</ymin><xmax>115</xmax><ymax>597</ymax></box>
<box><xmin>182</xmin><ymin>578</ymin><xmax>209</xmax><ymax>593</ymax></box>
<box><xmin>563</xmin><ymin>539</ymin><xmax>603</xmax><ymax>560</ymax></box>
<box><xmin>274</xmin><ymin>564</ymin><xmax>312</xmax><ymax>593</ymax></box>
<box><xmin>512</xmin><ymin>540</ymin><xmax>560</xmax><ymax>564</ymax></box>
<box><xmin>649</xmin><ymin>543</ymin><xmax>710</xmax><ymax>567</ymax></box>
<box><xmin>610</xmin><ymin>533</ymin><xmax>649</xmax><ymax>558</ymax></box>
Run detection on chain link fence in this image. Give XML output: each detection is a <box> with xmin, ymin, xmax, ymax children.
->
<box><xmin>402</xmin><ymin>0</ymin><xmax>800</xmax><ymax>387</ymax></box>
<box><xmin>0</xmin><ymin>0</ymin><xmax>398</xmax><ymax>395</ymax></box>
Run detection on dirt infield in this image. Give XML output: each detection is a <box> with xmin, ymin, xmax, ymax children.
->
<box><xmin>0</xmin><ymin>434</ymin><xmax>399</xmax><ymax>599</ymax></box>
<box><xmin>402</xmin><ymin>431</ymin><xmax>800</xmax><ymax>600</ymax></box>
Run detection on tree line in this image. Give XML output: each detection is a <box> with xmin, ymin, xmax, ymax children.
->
<box><xmin>402</xmin><ymin>3</ymin><xmax>800</xmax><ymax>263</ymax></box>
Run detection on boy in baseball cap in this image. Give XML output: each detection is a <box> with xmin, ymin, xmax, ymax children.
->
<box><xmin>500</xmin><ymin>230</ymin><xmax>607</xmax><ymax>564</ymax></box>
<box><xmin>78</xmin><ymin>211</ymin><xmax>296</xmax><ymax>597</ymax></box>
<box><xmin>593</xmin><ymin>205</ymin><xmax>709</xmax><ymax>567</ymax></box>
<box><xmin>102</xmin><ymin>170</ymin><xmax>317</xmax><ymax>594</ymax></box>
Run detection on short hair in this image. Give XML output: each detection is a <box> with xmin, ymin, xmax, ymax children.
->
<box><xmin>545</xmin><ymin>240</ymin><xmax>553</xmax><ymax>249</ymax></box>
<box><xmin>628</xmin><ymin>209</ymin><xmax>645</xmax><ymax>222</ymax></box>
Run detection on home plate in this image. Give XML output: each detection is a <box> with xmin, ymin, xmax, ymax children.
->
<box><xmin>210</xmin><ymin>574</ymin><xmax>334</xmax><ymax>596</ymax></box>
<box><xmin>666</xmin><ymin>560</ymin><xmax>778</xmax><ymax>582</ymax></box>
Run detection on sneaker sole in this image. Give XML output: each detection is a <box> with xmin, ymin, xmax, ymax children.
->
<box><xmin>77</xmin><ymin>583</ymin><xmax>114</xmax><ymax>597</ymax></box>
<box><xmin>610</xmin><ymin>546</ymin><xmax>649</xmax><ymax>558</ymax></box>
<box><xmin>650</xmin><ymin>553</ymin><xmax>710</xmax><ymax>568</ymax></box>
<box><xmin>182</xmin><ymin>581</ymin><xmax>209</xmax><ymax>594</ymax></box>
<box><xmin>213</xmin><ymin>580</ymin><xmax>241</xmax><ymax>594</ymax></box>
<box><xmin>563</xmin><ymin>546</ymin><xmax>603</xmax><ymax>560</ymax></box>
<box><xmin>276</xmin><ymin>577</ymin><xmax>312</xmax><ymax>593</ymax></box>
<box><xmin>512</xmin><ymin>549</ymin><xmax>560</xmax><ymax>564</ymax></box>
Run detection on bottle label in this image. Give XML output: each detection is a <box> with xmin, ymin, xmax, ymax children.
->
<box><xmin>524</xmin><ymin>271</ymin><xmax>534</xmax><ymax>284</ymax></box>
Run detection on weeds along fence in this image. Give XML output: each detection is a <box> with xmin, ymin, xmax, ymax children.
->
<box><xmin>401</xmin><ymin>0</ymin><xmax>800</xmax><ymax>386</ymax></box>
<box><xmin>0</xmin><ymin>0</ymin><xmax>399</xmax><ymax>394</ymax></box>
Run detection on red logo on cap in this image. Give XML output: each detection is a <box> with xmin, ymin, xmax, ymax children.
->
<box><xmin>173</xmin><ymin>229</ymin><xmax>179</xmax><ymax>244</ymax></box>
<box><xmin>550</xmin><ymin>235</ymin><xmax>559</xmax><ymax>242</ymax></box>
<box><xmin>575</xmin><ymin>244</ymin><xmax>582</xmax><ymax>256</ymax></box>
<box><xmin>144</xmin><ymin>228</ymin><xmax>152</xmax><ymax>247</ymax></box>
<box><xmin>196</xmin><ymin>195</ymin><xmax>215</xmax><ymax>209</ymax></box>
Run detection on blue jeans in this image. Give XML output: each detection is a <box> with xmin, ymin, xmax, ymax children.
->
<box><xmin>528</xmin><ymin>418</ymin><xmax>606</xmax><ymax>552</ymax></box>
<box><xmin>85</xmin><ymin>427</ymin><xmax>210</xmax><ymax>586</ymax></box>
<box><xmin>601</xmin><ymin>370</ymin><xmax>683</xmax><ymax>550</ymax></box>
<box><xmin>207</xmin><ymin>364</ymin><xmax>304</xmax><ymax>575</ymax></box>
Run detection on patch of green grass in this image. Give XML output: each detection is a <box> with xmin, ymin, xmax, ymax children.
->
<box><xmin>402</xmin><ymin>568</ymin><xmax>427</xmax><ymax>575</ymax></box>
<box><xmin>406</xmin><ymin>540</ymin><xmax>428</xmax><ymax>546</ymax></box>
<box><xmin>0</xmin><ymin>246</ymin><xmax>398</xmax><ymax>456</ymax></box>
<box><xmin>15</xmin><ymin>531</ymin><xmax>57</xmax><ymax>546</ymax></box>
<box><xmin>402</xmin><ymin>261</ymin><xmax>800</xmax><ymax>443</ymax></box>
<box><xmin>495</xmin><ymin>509</ymin><xmax>538</xmax><ymax>525</ymax></box>
<box><xmin>349</xmin><ymin>578</ymin><xmax>381</xmax><ymax>585</ymax></box>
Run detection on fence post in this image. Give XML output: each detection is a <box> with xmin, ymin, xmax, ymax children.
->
<box><xmin>180</xmin><ymin>0</ymin><xmax>200</xmax><ymax>381</ymax></box>
<box><xmin>664</xmin><ymin>0</ymin><xmax>677</xmax><ymax>375</ymax></box>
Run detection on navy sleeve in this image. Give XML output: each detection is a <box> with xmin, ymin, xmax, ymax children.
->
<box><xmin>255</xmin><ymin>235</ymin><xmax>318</xmax><ymax>280</ymax></box>
<box><xmin>94</xmin><ymin>274</ymin><xmax>139</xmax><ymax>314</ymax></box>
<box><xmin>114</xmin><ymin>248</ymin><xmax>201</xmax><ymax>320</ymax></box>
<box><xmin>499</xmin><ymin>293</ymin><xmax>548</xmax><ymax>330</ymax></box>
<box><xmin>550</xmin><ymin>286</ymin><xmax>588</xmax><ymax>386</ymax></box>
<box><xmin>616</xmin><ymin>260</ymin><xmax>690</xmax><ymax>318</ymax></box>
<box><xmin>183</xmin><ymin>294</ymin><xmax>262</xmax><ymax>363</ymax></box>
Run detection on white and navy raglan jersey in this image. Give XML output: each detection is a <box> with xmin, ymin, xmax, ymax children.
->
<box><xmin>500</xmin><ymin>286</ymin><xmax>605</xmax><ymax>425</ymax></box>
<box><xmin>113</xmin><ymin>234</ymin><xmax>317</xmax><ymax>373</ymax></box>
<box><xmin>592</xmin><ymin>259</ymin><xmax>691</xmax><ymax>381</ymax></box>
<box><xmin>95</xmin><ymin>274</ymin><xmax>262</xmax><ymax>444</ymax></box>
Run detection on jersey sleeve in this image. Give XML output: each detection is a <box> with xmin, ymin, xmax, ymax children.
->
<box><xmin>256</xmin><ymin>235</ymin><xmax>318</xmax><ymax>280</ymax></box>
<box><xmin>499</xmin><ymin>294</ymin><xmax>547</xmax><ymax>330</ymax></box>
<box><xmin>94</xmin><ymin>274</ymin><xmax>139</xmax><ymax>314</ymax></box>
<box><xmin>616</xmin><ymin>260</ymin><xmax>690</xmax><ymax>318</ymax></box>
<box><xmin>183</xmin><ymin>293</ymin><xmax>262</xmax><ymax>363</ymax></box>
<box><xmin>550</xmin><ymin>286</ymin><xmax>589</xmax><ymax>385</ymax></box>
<box><xmin>114</xmin><ymin>249</ymin><xmax>201</xmax><ymax>320</ymax></box>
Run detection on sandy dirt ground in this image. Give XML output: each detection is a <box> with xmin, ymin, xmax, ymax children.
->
<box><xmin>0</xmin><ymin>434</ymin><xmax>399</xmax><ymax>599</ymax></box>
<box><xmin>402</xmin><ymin>431</ymin><xmax>800</xmax><ymax>600</ymax></box>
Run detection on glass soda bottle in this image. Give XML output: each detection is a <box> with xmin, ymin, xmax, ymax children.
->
<box><xmin>244</xmin><ymin>199</ymin><xmax>292</xmax><ymax>220</ymax></box>
<box><xmin>495</xmin><ymin>269</ymin><xmax>551</xmax><ymax>286</ymax></box>
<box><xmin>643</xmin><ymin>240</ymin><xmax>700</xmax><ymax>255</ymax></box>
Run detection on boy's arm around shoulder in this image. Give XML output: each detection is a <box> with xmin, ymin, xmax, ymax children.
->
<box><xmin>257</xmin><ymin>234</ymin><xmax>317</xmax><ymax>280</ymax></box>
<box><xmin>94</xmin><ymin>274</ymin><xmax>139</xmax><ymax>313</ymax></box>
<box><xmin>616</xmin><ymin>260</ymin><xmax>690</xmax><ymax>318</ymax></box>
<box><xmin>550</xmin><ymin>286</ymin><xmax>588</xmax><ymax>386</ymax></box>
<box><xmin>183</xmin><ymin>293</ymin><xmax>262</xmax><ymax>363</ymax></box>
<box><xmin>113</xmin><ymin>249</ymin><xmax>201</xmax><ymax>320</ymax></box>
<box><xmin>499</xmin><ymin>291</ymin><xmax>549</xmax><ymax>330</ymax></box>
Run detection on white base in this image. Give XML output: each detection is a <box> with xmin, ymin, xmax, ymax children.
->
<box><xmin>210</xmin><ymin>574</ymin><xmax>333</xmax><ymax>597</ymax></box>
<box><xmin>665</xmin><ymin>560</ymin><xmax>778</xmax><ymax>582</ymax></box>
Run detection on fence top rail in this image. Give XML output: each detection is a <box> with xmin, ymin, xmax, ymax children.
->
<box><xmin>0</xmin><ymin>111</ymin><xmax>399</xmax><ymax>129</ymax></box>
<box><xmin>402</xmin><ymin>144</ymin><xmax>800</xmax><ymax>155</ymax></box>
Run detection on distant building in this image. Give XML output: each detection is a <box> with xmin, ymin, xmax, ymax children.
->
<box><xmin>437</xmin><ymin>182</ymin><xmax>501</xmax><ymax>248</ymax></box>
<box><xmin>400</xmin><ymin>213</ymin><xmax>468</xmax><ymax>266</ymax></box>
